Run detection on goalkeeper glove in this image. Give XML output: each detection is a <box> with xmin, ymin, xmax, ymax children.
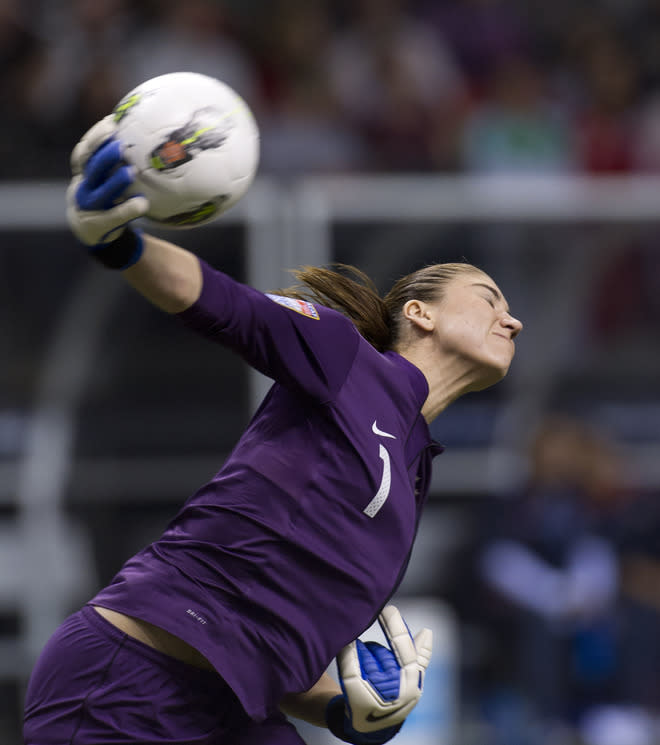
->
<box><xmin>326</xmin><ymin>605</ymin><xmax>433</xmax><ymax>745</ymax></box>
<box><xmin>65</xmin><ymin>115</ymin><xmax>149</xmax><ymax>269</ymax></box>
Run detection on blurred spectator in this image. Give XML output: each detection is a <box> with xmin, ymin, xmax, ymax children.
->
<box><xmin>327</xmin><ymin>0</ymin><xmax>466</xmax><ymax>170</ymax></box>
<box><xmin>614</xmin><ymin>0</ymin><xmax>660</xmax><ymax>170</ymax></box>
<box><xmin>587</xmin><ymin>238</ymin><xmax>660</xmax><ymax>365</ymax></box>
<box><xmin>28</xmin><ymin>0</ymin><xmax>134</xmax><ymax>155</ymax></box>
<box><xmin>632</xmin><ymin>93</ymin><xmax>660</xmax><ymax>170</ymax></box>
<box><xmin>568</xmin><ymin>25</ymin><xmax>641</xmax><ymax>173</ymax></box>
<box><xmin>622</xmin><ymin>0</ymin><xmax>660</xmax><ymax>91</ymax></box>
<box><xmin>0</xmin><ymin>0</ymin><xmax>52</xmax><ymax>176</ymax></box>
<box><xmin>251</xmin><ymin>0</ymin><xmax>367</xmax><ymax>176</ymax></box>
<box><xmin>614</xmin><ymin>502</ymin><xmax>660</xmax><ymax>712</ymax></box>
<box><xmin>245</xmin><ymin>0</ymin><xmax>330</xmax><ymax>110</ymax></box>
<box><xmin>259</xmin><ymin>69</ymin><xmax>368</xmax><ymax>176</ymax></box>
<box><xmin>420</xmin><ymin>0</ymin><xmax>531</xmax><ymax>97</ymax></box>
<box><xmin>0</xmin><ymin>1</ymin><xmax>44</xmax><ymax>105</ymax></box>
<box><xmin>473</xmin><ymin>415</ymin><xmax>652</xmax><ymax>732</ymax></box>
<box><xmin>458</xmin><ymin>53</ymin><xmax>576</xmax><ymax>174</ymax></box>
<box><xmin>120</xmin><ymin>0</ymin><xmax>258</xmax><ymax>103</ymax></box>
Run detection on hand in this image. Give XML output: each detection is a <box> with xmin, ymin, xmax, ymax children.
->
<box><xmin>66</xmin><ymin>116</ymin><xmax>149</xmax><ymax>263</ymax></box>
<box><xmin>326</xmin><ymin>605</ymin><xmax>433</xmax><ymax>744</ymax></box>
<box><xmin>70</xmin><ymin>115</ymin><xmax>117</xmax><ymax>177</ymax></box>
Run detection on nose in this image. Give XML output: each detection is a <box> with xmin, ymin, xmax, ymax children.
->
<box><xmin>501</xmin><ymin>312</ymin><xmax>523</xmax><ymax>338</ymax></box>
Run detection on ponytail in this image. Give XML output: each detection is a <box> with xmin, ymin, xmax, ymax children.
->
<box><xmin>280</xmin><ymin>264</ymin><xmax>393</xmax><ymax>351</ymax></box>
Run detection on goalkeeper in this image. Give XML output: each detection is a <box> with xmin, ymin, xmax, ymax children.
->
<box><xmin>23</xmin><ymin>118</ymin><xmax>522</xmax><ymax>744</ymax></box>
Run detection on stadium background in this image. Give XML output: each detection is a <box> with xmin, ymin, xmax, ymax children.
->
<box><xmin>3</xmin><ymin>0</ymin><xmax>660</xmax><ymax>743</ymax></box>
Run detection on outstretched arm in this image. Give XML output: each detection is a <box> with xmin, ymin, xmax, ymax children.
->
<box><xmin>66</xmin><ymin>116</ymin><xmax>359</xmax><ymax>398</ymax></box>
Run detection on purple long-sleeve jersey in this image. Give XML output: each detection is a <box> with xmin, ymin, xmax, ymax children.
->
<box><xmin>91</xmin><ymin>260</ymin><xmax>444</xmax><ymax>721</ymax></box>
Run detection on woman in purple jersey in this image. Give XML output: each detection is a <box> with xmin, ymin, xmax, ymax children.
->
<box><xmin>24</xmin><ymin>117</ymin><xmax>522</xmax><ymax>745</ymax></box>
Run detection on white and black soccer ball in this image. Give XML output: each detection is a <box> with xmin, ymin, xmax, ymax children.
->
<box><xmin>112</xmin><ymin>71</ymin><xmax>260</xmax><ymax>228</ymax></box>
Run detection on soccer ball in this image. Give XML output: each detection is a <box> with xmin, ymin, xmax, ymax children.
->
<box><xmin>112</xmin><ymin>72</ymin><xmax>260</xmax><ymax>228</ymax></box>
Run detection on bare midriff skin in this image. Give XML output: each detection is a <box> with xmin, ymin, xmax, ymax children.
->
<box><xmin>93</xmin><ymin>606</ymin><xmax>214</xmax><ymax>671</ymax></box>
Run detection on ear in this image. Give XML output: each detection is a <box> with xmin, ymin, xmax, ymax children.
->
<box><xmin>403</xmin><ymin>299</ymin><xmax>434</xmax><ymax>332</ymax></box>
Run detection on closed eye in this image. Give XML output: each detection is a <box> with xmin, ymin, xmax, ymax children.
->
<box><xmin>472</xmin><ymin>282</ymin><xmax>510</xmax><ymax>313</ymax></box>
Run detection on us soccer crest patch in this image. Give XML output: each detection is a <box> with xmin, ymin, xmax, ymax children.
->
<box><xmin>266</xmin><ymin>294</ymin><xmax>320</xmax><ymax>319</ymax></box>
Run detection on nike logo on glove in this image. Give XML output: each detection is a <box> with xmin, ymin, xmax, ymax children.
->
<box><xmin>372</xmin><ymin>420</ymin><xmax>396</xmax><ymax>439</ymax></box>
<box><xmin>366</xmin><ymin>711</ymin><xmax>398</xmax><ymax>723</ymax></box>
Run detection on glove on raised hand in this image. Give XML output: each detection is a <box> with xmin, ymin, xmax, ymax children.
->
<box><xmin>326</xmin><ymin>605</ymin><xmax>433</xmax><ymax>745</ymax></box>
<box><xmin>66</xmin><ymin>116</ymin><xmax>149</xmax><ymax>268</ymax></box>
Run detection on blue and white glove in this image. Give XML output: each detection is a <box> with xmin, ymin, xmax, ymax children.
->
<box><xmin>326</xmin><ymin>605</ymin><xmax>433</xmax><ymax>745</ymax></box>
<box><xmin>65</xmin><ymin>116</ymin><xmax>149</xmax><ymax>268</ymax></box>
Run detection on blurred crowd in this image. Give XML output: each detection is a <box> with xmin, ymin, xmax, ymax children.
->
<box><xmin>5</xmin><ymin>0</ymin><xmax>660</xmax><ymax>178</ymax></box>
<box><xmin>5</xmin><ymin>2</ymin><xmax>660</xmax><ymax>744</ymax></box>
<box><xmin>445</xmin><ymin>414</ymin><xmax>660</xmax><ymax>745</ymax></box>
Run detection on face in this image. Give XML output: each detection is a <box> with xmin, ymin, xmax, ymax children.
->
<box><xmin>427</xmin><ymin>272</ymin><xmax>523</xmax><ymax>389</ymax></box>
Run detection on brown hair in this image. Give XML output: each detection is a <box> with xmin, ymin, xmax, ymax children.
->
<box><xmin>280</xmin><ymin>262</ymin><xmax>487</xmax><ymax>352</ymax></box>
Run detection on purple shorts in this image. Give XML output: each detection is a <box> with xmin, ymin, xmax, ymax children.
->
<box><xmin>23</xmin><ymin>605</ymin><xmax>306</xmax><ymax>745</ymax></box>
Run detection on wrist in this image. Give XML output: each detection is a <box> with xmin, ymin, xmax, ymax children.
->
<box><xmin>325</xmin><ymin>695</ymin><xmax>402</xmax><ymax>745</ymax></box>
<box><xmin>326</xmin><ymin>695</ymin><xmax>349</xmax><ymax>742</ymax></box>
<box><xmin>88</xmin><ymin>227</ymin><xmax>144</xmax><ymax>269</ymax></box>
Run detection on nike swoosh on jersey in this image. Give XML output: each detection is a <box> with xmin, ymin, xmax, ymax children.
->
<box><xmin>363</xmin><ymin>444</ymin><xmax>391</xmax><ymax>518</ymax></box>
<box><xmin>372</xmin><ymin>420</ymin><xmax>396</xmax><ymax>439</ymax></box>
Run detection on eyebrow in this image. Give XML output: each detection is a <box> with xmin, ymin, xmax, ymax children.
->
<box><xmin>471</xmin><ymin>282</ymin><xmax>510</xmax><ymax>313</ymax></box>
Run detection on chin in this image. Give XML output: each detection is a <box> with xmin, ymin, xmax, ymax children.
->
<box><xmin>473</xmin><ymin>363</ymin><xmax>510</xmax><ymax>391</ymax></box>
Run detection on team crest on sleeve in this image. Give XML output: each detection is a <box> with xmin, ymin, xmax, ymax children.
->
<box><xmin>265</xmin><ymin>294</ymin><xmax>320</xmax><ymax>319</ymax></box>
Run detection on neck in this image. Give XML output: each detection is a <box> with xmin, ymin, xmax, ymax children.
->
<box><xmin>397</xmin><ymin>347</ymin><xmax>493</xmax><ymax>424</ymax></box>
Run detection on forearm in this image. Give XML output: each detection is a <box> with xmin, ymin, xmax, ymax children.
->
<box><xmin>279</xmin><ymin>671</ymin><xmax>341</xmax><ymax>728</ymax></box>
<box><xmin>122</xmin><ymin>232</ymin><xmax>203</xmax><ymax>313</ymax></box>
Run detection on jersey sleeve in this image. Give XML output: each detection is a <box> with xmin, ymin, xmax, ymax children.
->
<box><xmin>175</xmin><ymin>259</ymin><xmax>361</xmax><ymax>401</ymax></box>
